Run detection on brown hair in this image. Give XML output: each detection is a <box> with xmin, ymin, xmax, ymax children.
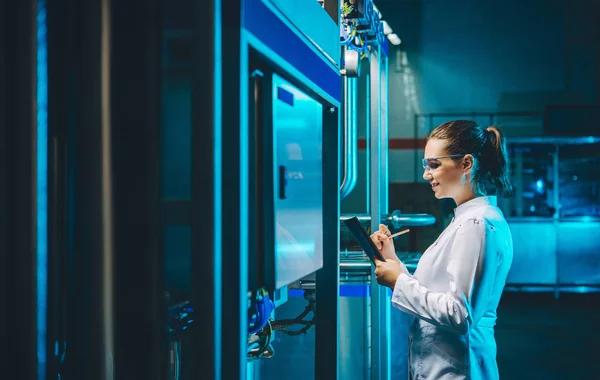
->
<box><xmin>429</xmin><ymin>120</ymin><xmax>512</xmax><ymax>198</ymax></box>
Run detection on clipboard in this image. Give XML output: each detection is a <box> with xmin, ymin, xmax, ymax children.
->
<box><xmin>343</xmin><ymin>216</ymin><xmax>386</xmax><ymax>264</ymax></box>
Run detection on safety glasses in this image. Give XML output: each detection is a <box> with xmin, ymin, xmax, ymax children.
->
<box><xmin>422</xmin><ymin>153</ymin><xmax>473</xmax><ymax>171</ymax></box>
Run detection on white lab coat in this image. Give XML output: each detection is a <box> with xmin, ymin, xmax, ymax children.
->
<box><xmin>391</xmin><ymin>196</ymin><xmax>513</xmax><ymax>379</ymax></box>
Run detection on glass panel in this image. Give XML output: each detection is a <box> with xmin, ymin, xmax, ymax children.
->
<box><xmin>559</xmin><ymin>143</ymin><xmax>600</xmax><ymax>217</ymax></box>
<box><xmin>501</xmin><ymin>145</ymin><xmax>556</xmax><ymax>217</ymax></box>
<box><xmin>272</xmin><ymin>74</ymin><xmax>323</xmax><ymax>289</ymax></box>
<box><xmin>516</xmin><ymin>147</ymin><xmax>555</xmax><ymax>217</ymax></box>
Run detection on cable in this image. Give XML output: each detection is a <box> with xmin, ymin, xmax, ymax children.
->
<box><xmin>270</xmin><ymin>299</ymin><xmax>316</xmax><ymax>336</ymax></box>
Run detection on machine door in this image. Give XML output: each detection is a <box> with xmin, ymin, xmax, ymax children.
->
<box><xmin>272</xmin><ymin>74</ymin><xmax>324</xmax><ymax>290</ymax></box>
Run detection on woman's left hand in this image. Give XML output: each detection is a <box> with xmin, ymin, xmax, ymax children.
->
<box><xmin>373</xmin><ymin>258</ymin><xmax>403</xmax><ymax>289</ymax></box>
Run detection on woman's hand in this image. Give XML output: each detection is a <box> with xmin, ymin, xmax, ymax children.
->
<box><xmin>373</xmin><ymin>258</ymin><xmax>403</xmax><ymax>289</ymax></box>
<box><xmin>370</xmin><ymin>224</ymin><xmax>405</xmax><ymax>288</ymax></box>
<box><xmin>370</xmin><ymin>224</ymin><xmax>398</xmax><ymax>262</ymax></box>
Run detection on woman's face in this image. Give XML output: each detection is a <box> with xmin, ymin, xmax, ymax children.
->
<box><xmin>422</xmin><ymin>138</ymin><xmax>471</xmax><ymax>200</ymax></box>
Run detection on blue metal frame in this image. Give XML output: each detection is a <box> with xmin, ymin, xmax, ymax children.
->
<box><xmin>243</xmin><ymin>0</ymin><xmax>341</xmax><ymax>103</ymax></box>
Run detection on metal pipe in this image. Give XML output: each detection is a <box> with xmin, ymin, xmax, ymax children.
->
<box><xmin>341</xmin><ymin>210</ymin><xmax>436</xmax><ymax>228</ymax></box>
<box><xmin>416</xmin><ymin>111</ymin><xmax>544</xmax><ymax>118</ymax></box>
<box><xmin>340</xmin><ymin>75</ymin><xmax>358</xmax><ymax>199</ymax></box>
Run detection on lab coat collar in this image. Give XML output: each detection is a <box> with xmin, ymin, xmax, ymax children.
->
<box><xmin>454</xmin><ymin>196</ymin><xmax>496</xmax><ymax>218</ymax></box>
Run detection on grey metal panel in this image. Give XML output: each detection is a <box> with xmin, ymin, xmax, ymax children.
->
<box><xmin>557</xmin><ymin>222</ymin><xmax>600</xmax><ymax>285</ymax></box>
<box><xmin>506</xmin><ymin>221</ymin><xmax>557</xmax><ymax>284</ymax></box>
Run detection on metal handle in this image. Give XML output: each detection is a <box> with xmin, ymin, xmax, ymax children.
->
<box><xmin>279</xmin><ymin>165</ymin><xmax>286</xmax><ymax>199</ymax></box>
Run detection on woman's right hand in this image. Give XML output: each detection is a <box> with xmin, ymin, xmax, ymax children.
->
<box><xmin>370</xmin><ymin>224</ymin><xmax>398</xmax><ymax>262</ymax></box>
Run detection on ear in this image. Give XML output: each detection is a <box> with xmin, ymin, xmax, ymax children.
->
<box><xmin>461</xmin><ymin>154</ymin><xmax>474</xmax><ymax>172</ymax></box>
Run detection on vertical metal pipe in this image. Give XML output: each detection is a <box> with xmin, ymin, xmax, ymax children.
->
<box><xmin>381</xmin><ymin>52</ymin><xmax>389</xmax><ymax>214</ymax></box>
<box><xmin>413</xmin><ymin>114</ymin><xmax>419</xmax><ymax>183</ymax></box>
<box><xmin>341</xmin><ymin>76</ymin><xmax>358</xmax><ymax>199</ymax></box>
<box><xmin>365</xmin><ymin>71</ymin><xmax>371</xmax><ymax>215</ymax></box>
<box><xmin>370</xmin><ymin>48</ymin><xmax>390</xmax><ymax>380</ymax></box>
<box><xmin>100</xmin><ymin>2</ymin><xmax>114</xmax><ymax>377</ymax></box>
<box><xmin>66</xmin><ymin>0</ymin><xmax>114</xmax><ymax>377</ymax></box>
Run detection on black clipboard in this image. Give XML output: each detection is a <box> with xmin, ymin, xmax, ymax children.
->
<box><xmin>343</xmin><ymin>217</ymin><xmax>386</xmax><ymax>264</ymax></box>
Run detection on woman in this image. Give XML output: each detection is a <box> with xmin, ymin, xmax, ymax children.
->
<box><xmin>371</xmin><ymin>120</ymin><xmax>513</xmax><ymax>379</ymax></box>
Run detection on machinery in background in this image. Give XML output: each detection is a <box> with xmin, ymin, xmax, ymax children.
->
<box><xmin>340</xmin><ymin>0</ymin><xmax>385</xmax><ymax>59</ymax></box>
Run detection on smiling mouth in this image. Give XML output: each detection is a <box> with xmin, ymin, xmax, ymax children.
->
<box><xmin>431</xmin><ymin>183</ymin><xmax>439</xmax><ymax>190</ymax></box>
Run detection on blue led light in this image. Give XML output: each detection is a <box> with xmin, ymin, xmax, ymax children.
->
<box><xmin>36</xmin><ymin>1</ymin><xmax>48</xmax><ymax>379</ymax></box>
<box><xmin>535</xmin><ymin>179</ymin><xmax>545</xmax><ymax>194</ymax></box>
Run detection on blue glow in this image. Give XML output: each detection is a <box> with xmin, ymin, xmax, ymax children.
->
<box><xmin>36</xmin><ymin>1</ymin><xmax>48</xmax><ymax>379</ymax></box>
<box><xmin>535</xmin><ymin>179</ymin><xmax>545</xmax><ymax>194</ymax></box>
<box><xmin>290</xmin><ymin>285</ymin><xmax>371</xmax><ymax>297</ymax></box>
<box><xmin>214</xmin><ymin>0</ymin><xmax>223</xmax><ymax>376</ymax></box>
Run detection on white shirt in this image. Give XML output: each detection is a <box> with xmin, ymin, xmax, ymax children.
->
<box><xmin>391</xmin><ymin>196</ymin><xmax>513</xmax><ymax>379</ymax></box>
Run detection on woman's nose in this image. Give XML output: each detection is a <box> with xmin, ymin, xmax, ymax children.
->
<box><xmin>422</xmin><ymin>168</ymin><xmax>431</xmax><ymax>181</ymax></box>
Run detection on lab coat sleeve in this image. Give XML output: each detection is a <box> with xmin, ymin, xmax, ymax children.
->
<box><xmin>391</xmin><ymin>219</ymin><xmax>496</xmax><ymax>335</ymax></box>
<box><xmin>398</xmin><ymin>259</ymin><xmax>412</xmax><ymax>277</ymax></box>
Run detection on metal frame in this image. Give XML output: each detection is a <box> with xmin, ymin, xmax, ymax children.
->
<box><xmin>316</xmin><ymin>104</ymin><xmax>341</xmax><ymax>380</ymax></box>
<box><xmin>221</xmin><ymin>0</ymin><xmax>247</xmax><ymax>377</ymax></box>
<box><xmin>246</xmin><ymin>59</ymin><xmax>276</xmax><ymax>293</ymax></box>
<box><xmin>189</xmin><ymin>0</ymin><xmax>223</xmax><ymax>378</ymax></box>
